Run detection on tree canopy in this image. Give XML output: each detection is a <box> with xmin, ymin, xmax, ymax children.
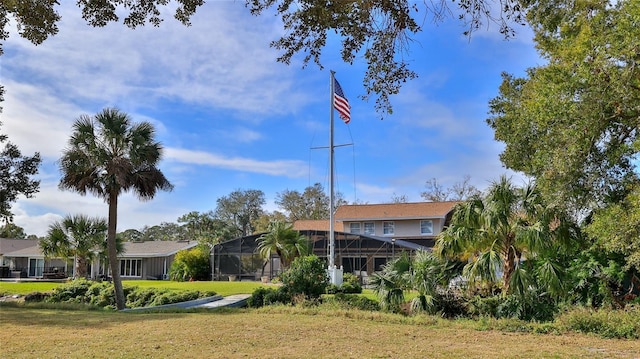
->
<box><xmin>2</xmin><ymin>0</ymin><xmax>529</xmax><ymax>116</ymax></box>
<box><xmin>275</xmin><ymin>183</ymin><xmax>337</xmax><ymax>221</ymax></box>
<box><xmin>214</xmin><ymin>189</ymin><xmax>265</xmax><ymax>238</ymax></box>
<box><xmin>487</xmin><ymin>0</ymin><xmax>639</xmax><ymax>211</ymax></box>
<box><xmin>421</xmin><ymin>175</ymin><xmax>480</xmax><ymax>202</ymax></box>
<box><xmin>0</xmin><ymin>123</ymin><xmax>41</xmax><ymax>223</ymax></box>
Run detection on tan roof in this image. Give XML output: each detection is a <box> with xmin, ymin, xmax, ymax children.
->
<box><xmin>292</xmin><ymin>220</ymin><xmax>343</xmax><ymax>232</ymax></box>
<box><xmin>335</xmin><ymin>201</ymin><xmax>459</xmax><ymax>221</ymax></box>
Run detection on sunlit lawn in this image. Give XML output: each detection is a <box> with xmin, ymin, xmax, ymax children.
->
<box><xmin>0</xmin><ymin>279</ymin><xmax>383</xmax><ymax>299</ymax></box>
<box><xmin>1</xmin><ymin>305</ymin><xmax>639</xmax><ymax>358</ymax></box>
<box><xmin>0</xmin><ymin>280</ymin><xmax>268</xmax><ymax>296</ymax></box>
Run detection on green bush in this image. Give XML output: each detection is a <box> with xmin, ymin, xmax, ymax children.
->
<box><xmin>47</xmin><ymin>279</ymin><xmax>93</xmax><ymax>303</ymax></box>
<box><xmin>556</xmin><ymin>306</ymin><xmax>640</xmax><ymax>339</ymax></box>
<box><xmin>326</xmin><ymin>273</ymin><xmax>363</xmax><ymax>294</ymax></box>
<box><xmin>281</xmin><ymin>255</ymin><xmax>328</xmax><ymax>299</ymax></box>
<box><xmin>464</xmin><ymin>292</ymin><xmax>559</xmax><ymax>322</ymax></box>
<box><xmin>247</xmin><ymin>287</ymin><xmax>291</xmax><ymax>308</ymax></box>
<box><xmin>322</xmin><ymin>293</ymin><xmax>380</xmax><ymax>311</ymax></box>
<box><xmin>169</xmin><ymin>245</ymin><xmax>211</xmax><ymax>281</ymax></box>
<box><xmin>44</xmin><ymin>279</ymin><xmax>215</xmax><ymax>309</ymax></box>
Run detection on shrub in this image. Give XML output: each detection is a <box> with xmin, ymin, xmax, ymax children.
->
<box><xmin>322</xmin><ymin>293</ymin><xmax>380</xmax><ymax>311</ymax></box>
<box><xmin>169</xmin><ymin>245</ymin><xmax>211</xmax><ymax>281</ymax></box>
<box><xmin>47</xmin><ymin>279</ymin><xmax>94</xmax><ymax>303</ymax></box>
<box><xmin>247</xmin><ymin>287</ymin><xmax>291</xmax><ymax>308</ymax></box>
<box><xmin>434</xmin><ymin>289</ymin><xmax>467</xmax><ymax>318</ymax></box>
<box><xmin>326</xmin><ymin>273</ymin><xmax>363</xmax><ymax>294</ymax></box>
<box><xmin>556</xmin><ymin>306</ymin><xmax>640</xmax><ymax>339</ymax></box>
<box><xmin>281</xmin><ymin>255</ymin><xmax>328</xmax><ymax>299</ymax></box>
<box><xmin>45</xmin><ymin>279</ymin><xmax>215</xmax><ymax>309</ymax></box>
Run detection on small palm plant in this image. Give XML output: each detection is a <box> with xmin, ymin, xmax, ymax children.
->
<box><xmin>40</xmin><ymin>214</ymin><xmax>108</xmax><ymax>278</ymax></box>
<box><xmin>257</xmin><ymin>221</ymin><xmax>312</xmax><ymax>271</ymax></box>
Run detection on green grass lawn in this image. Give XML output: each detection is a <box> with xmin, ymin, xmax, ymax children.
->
<box><xmin>0</xmin><ymin>280</ymin><xmax>268</xmax><ymax>296</ymax></box>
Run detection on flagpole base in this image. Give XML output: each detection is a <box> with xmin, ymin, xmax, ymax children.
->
<box><xmin>327</xmin><ymin>265</ymin><xmax>343</xmax><ymax>286</ymax></box>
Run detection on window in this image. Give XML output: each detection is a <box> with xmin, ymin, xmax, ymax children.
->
<box><xmin>420</xmin><ymin>220</ymin><xmax>433</xmax><ymax>235</ymax></box>
<box><xmin>120</xmin><ymin>259</ymin><xmax>142</xmax><ymax>277</ymax></box>
<box><xmin>349</xmin><ymin>222</ymin><xmax>361</xmax><ymax>234</ymax></box>
<box><xmin>383</xmin><ymin>221</ymin><xmax>394</xmax><ymax>235</ymax></box>
<box><xmin>364</xmin><ymin>222</ymin><xmax>375</xmax><ymax>235</ymax></box>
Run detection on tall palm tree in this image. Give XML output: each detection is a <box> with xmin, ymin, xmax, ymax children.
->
<box><xmin>257</xmin><ymin>221</ymin><xmax>311</xmax><ymax>271</ymax></box>
<box><xmin>40</xmin><ymin>214</ymin><xmax>108</xmax><ymax>278</ymax></box>
<box><xmin>436</xmin><ymin>175</ymin><xmax>576</xmax><ymax>296</ymax></box>
<box><xmin>58</xmin><ymin>108</ymin><xmax>173</xmax><ymax>309</ymax></box>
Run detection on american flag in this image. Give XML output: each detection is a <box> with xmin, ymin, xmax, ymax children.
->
<box><xmin>333</xmin><ymin>78</ymin><xmax>351</xmax><ymax>124</ymax></box>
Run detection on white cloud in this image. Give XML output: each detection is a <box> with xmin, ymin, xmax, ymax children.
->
<box><xmin>164</xmin><ymin>147</ymin><xmax>308</xmax><ymax>177</ymax></box>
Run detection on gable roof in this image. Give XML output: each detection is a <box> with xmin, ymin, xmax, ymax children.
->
<box><xmin>120</xmin><ymin>240</ymin><xmax>200</xmax><ymax>258</ymax></box>
<box><xmin>0</xmin><ymin>239</ymin><xmax>199</xmax><ymax>259</ymax></box>
<box><xmin>0</xmin><ymin>239</ymin><xmax>39</xmax><ymax>256</ymax></box>
<box><xmin>335</xmin><ymin>201</ymin><xmax>459</xmax><ymax>221</ymax></box>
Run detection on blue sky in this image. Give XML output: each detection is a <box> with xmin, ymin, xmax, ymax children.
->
<box><xmin>2</xmin><ymin>2</ymin><xmax>540</xmax><ymax>237</ymax></box>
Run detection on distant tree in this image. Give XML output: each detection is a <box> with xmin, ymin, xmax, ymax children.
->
<box><xmin>254</xmin><ymin>211</ymin><xmax>288</xmax><ymax>233</ymax></box>
<box><xmin>39</xmin><ymin>214</ymin><xmax>108</xmax><ymax>278</ymax></box>
<box><xmin>176</xmin><ymin>210</ymin><xmax>233</xmax><ymax>245</ymax></box>
<box><xmin>214</xmin><ymin>189</ymin><xmax>265</xmax><ymax>237</ymax></box>
<box><xmin>389</xmin><ymin>193</ymin><xmax>408</xmax><ymax>203</ymax></box>
<box><xmin>257</xmin><ymin>221</ymin><xmax>312</xmax><ymax>270</ymax></box>
<box><xmin>0</xmin><ymin>222</ymin><xmax>26</xmax><ymax>239</ymax></box>
<box><xmin>2</xmin><ymin>0</ymin><xmax>528</xmax><ymax>117</ymax></box>
<box><xmin>420</xmin><ymin>175</ymin><xmax>480</xmax><ymax>202</ymax></box>
<box><xmin>58</xmin><ymin>107</ymin><xmax>173</xmax><ymax>310</ymax></box>
<box><xmin>276</xmin><ymin>183</ymin><xmax>345</xmax><ymax>221</ymax></box>
<box><xmin>0</xmin><ymin>123</ymin><xmax>41</xmax><ymax>222</ymax></box>
<box><xmin>140</xmin><ymin>222</ymin><xmax>185</xmax><ymax>241</ymax></box>
<box><xmin>436</xmin><ymin>176</ymin><xmax>577</xmax><ymax>296</ymax></box>
<box><xmin>117</xmin><ymin>228</ymin><xmax>143</xmax><ymax>242</ymax></box>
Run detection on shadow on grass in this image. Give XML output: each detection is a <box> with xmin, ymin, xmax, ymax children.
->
<box><xmin>0</xmin><ymin>301</ymin><xmax>247</xmax><ymax>329</ymax></box>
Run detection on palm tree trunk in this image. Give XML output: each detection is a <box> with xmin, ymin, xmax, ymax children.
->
<box><xmin>502</xmin><ymin>237</ymin><xmax>517</xmax><ymax>295</ymax></box>
<box><xmin>108</xmin><ymin>192</ymin><xmax>125</xmax><ymax>310</ymax></box>
<box><xmin>76</xmin><ymin>255</ymin><xmax>88</xmax><ymax>279</ymax></box>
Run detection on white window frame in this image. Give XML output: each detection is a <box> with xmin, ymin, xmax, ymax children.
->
<box><xmin>420</xmin><ymin>220</ymin><xmax>434</xmax><ymax>235</ymax></box>
<box><xmin>349</xmin><ymin>222</ymin><xmax>361</xmax><ymax>234</ymax></box>
<box><xmin>363</xmin><ymin>222</ymin><xmax>375</xmax><ymax>235</ymax></box>
<box><xmin>120</xmin><ymin>258</ymin><xmax>142</xmax><ymax>277</ymax></box>
<box><xmin>383</xmin><ymin>221</ymin><xmax>395</xmax><ymax>235</ymax></box>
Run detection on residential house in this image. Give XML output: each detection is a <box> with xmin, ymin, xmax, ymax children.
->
<box><xmin>0</xmin><ymin>238</ymin><xmax>198</xmax><ymax>280</ymax></box>
<box><xmin>335</xmin><ymin>201</ymin><xmax>459</xmax><ymax>247</ymax></box>
<box><xmin>99</xmin><ymin>240</ymin><xmax>200</xmax><ymax>280</ymax></box>
<box><xmin>0</xmin><ymin>239</ymin><xmax>70</xmax><ymax>278</ymax></box>
<box><xmin>212</xmin><ymin>201</ymin><xmax>458</xmax><ymax>281</ymax></box>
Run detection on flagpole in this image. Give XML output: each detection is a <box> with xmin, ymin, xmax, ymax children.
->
<box><xmin>328</xmin><ymin>71</ymin><xmax>344</xmax><ymax>286</ymax></box>
<box><xmin>329</xmin><ymin>70</ymin><xmax>336</xmax><ymax>274</ymax></box>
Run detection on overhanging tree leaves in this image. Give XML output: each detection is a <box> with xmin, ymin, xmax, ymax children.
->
<box><xmin>3</xmin><ymin>0</ymin><xmax>529</xmax><ymax>117</ymax></box>
<box><xmin>487</xmin><ymin>0</ymin><xmax>640</xmax><ymax>211</ymax></box>
<box><xmin>0</xmin><ymin>123</ymin><xmax>41</xmax><ymax>223</ymax></box>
